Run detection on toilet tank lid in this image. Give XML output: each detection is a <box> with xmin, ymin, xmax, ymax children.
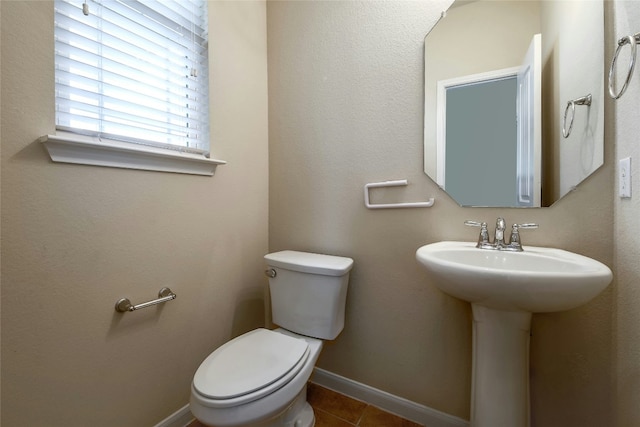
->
<box><xmin>265</xmin><ymin>250</ymin><xmax>354</xmax><ymax>276</ymax></box>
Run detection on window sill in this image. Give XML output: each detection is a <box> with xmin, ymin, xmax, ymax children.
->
<box><xmin>39</xmin><ymin>134</ymin><xmax>226</xmax><ymax>176</ymax></box>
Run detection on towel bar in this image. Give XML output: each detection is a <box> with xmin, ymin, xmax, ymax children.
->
<box><xmin>115</xmin><ymin>287</ymin><xmax>176</xmax><ymax>312</ymax></box>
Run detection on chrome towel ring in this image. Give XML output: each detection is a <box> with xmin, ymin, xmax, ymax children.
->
<box><xmin>562</xmin><ymin>94</ymin><xmax>592</xmax><ymax>139</ymax></box>
<box><xmin>608</xmin><ymin>33</ymin><xmax>640</xmax><ymax>99</ymax></box>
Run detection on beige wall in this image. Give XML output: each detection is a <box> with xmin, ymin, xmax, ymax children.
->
<box><xmin>3</xmin><ymin>1</ymin><xmax>636</xmax><ymax>427</ymax></box>
<box><xmin>613</xmin><ymin>2</ymin><xmax>640</xmax><ymax>426</ymax></box>
<box><xmin>1</xmin><ymin>1</ymin><xmax>268</xmax><ymax>426</ymax></box>
<box><xmin>268</xmin><ymin>1</ymin><xmax>614</xmax><ymax>425</ymax></box>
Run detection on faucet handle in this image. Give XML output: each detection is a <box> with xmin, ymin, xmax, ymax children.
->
<box><xmin>508</xmin><ymin>223</ymin><xmax>539</xmax><ymax>251</ymax></box>
<box><xmin>464</xmin><ymin>220</ymin><xmax>484</xmax><ymax>227</ymax></box>
<box><xmin>513</xmin><ymin>223</ymin><xmax>539</xmax><ymax>230</ymax></box>
<box><xmin>464</xmin><ymin>220</ymin><xmax>491</xmax><ymax>247</ymax></box>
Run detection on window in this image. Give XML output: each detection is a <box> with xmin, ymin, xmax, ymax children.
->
<box><xmin>43</xmin><ymin>0</ymin><xmax>225</xmax><ymax>176</ymax></box>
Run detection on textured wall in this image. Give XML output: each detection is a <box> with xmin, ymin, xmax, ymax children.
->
<box><xmin>1</xmin><ymin>1</ymin><xmax>268</xmax><ymax>426</ymax></box>
<box><xmin>0</xmin><ymin>1</ymin><xmax>623</xmax><ymax>426</ymax></box>
<box><xmin>268</xmin><ymin>1</ymin><xmax>614</xmax><ymax>424</ymax></box>
<box><xmin>613</xmin><ymin>2</ymin><xmax>640</xmax><ymax>426</ymax></box>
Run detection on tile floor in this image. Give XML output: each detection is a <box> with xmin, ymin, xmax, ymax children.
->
<box><xmin>188</xmin><ymin>382</ymin><xmax>423</xmax><ymax>427</ymax></box>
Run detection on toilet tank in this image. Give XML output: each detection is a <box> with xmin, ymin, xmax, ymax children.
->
<box><xmin>264</xmin><ymin>250</ymin><xmax>354</xmax><ymax>340</ymax></box>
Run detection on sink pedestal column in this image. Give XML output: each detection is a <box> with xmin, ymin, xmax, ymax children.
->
<box><xmin>471</xmin><ymin>304</ymin><xmax>532</xmax><ymax>427</ymax></box>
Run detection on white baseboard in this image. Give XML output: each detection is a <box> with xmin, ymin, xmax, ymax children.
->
<box><xmin>311</xmin><ymin>368</ymin><xmax>469</xmax><ymax>427</ymax></box>
<box><xmin>155</xmin><ymin>370</ymin><xmax>469</xmax><ymax>427</ymax></box>
<box><xmin>153</xmin><ymin>404</ymin><xmax>194</xmax><ymax>427</ymax></box>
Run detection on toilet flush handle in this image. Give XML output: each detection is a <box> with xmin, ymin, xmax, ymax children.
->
<box><xmin>265</xmin><ymin>268</ymin><xmax>277</xmax><ymax>278</ymax></box>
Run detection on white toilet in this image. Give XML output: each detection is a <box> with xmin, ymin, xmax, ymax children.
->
<box><xmin>190</xmin><ymin>250</ymin><xmax>354</xmax><ymax>427</ymax></box>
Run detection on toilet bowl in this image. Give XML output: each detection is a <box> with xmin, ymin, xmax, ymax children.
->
<box><xmin>190</xmin><ymin>328</ymin><xmax>323</xmax><ymax>427</ymax></box>
<box><xmin>190</xmin><ymin>250</ymin><xmax>353</xmax><ymax>427</ymax></box>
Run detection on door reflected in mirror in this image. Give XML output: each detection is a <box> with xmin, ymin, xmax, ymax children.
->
<box><xmin>423</xmin><ymin>0</ymin><xmax>604</xmax><ymax>207</ymax></box>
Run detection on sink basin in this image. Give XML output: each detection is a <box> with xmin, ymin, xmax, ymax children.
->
<box><xmin>416</xmin><ymin>241</ymin><xmax>612</xmax><ymax>427</ymax></box>
<box><xmin>416</xmin><ymin>241</ymin><xmax>612</xmax><ymax>312</ymax></box>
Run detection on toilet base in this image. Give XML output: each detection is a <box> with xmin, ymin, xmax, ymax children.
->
<box><xmin>193</xmin><ymin>384</ymin><xmax>315</xmax><ymax>427</ymax></box>
<box><xmin>278</xmin><ymin>384</ymin><xmax>314</xmax><ymax>427</ymax></box>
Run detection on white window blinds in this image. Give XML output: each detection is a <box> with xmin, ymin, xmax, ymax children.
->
<box><xmin>54</xmin><ymin>0</ymin><xmax>210</xmax><ymax>154</ymax></box>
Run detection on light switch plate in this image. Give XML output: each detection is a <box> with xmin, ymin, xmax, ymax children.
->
<box><xmin>619</xmin><ymin>157</ymin><xmax>632</xmax><ymax>198</ymax></box>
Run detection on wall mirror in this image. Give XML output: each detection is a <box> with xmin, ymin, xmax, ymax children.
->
<box><xmin>423</xmin><ymin>0</ymin><xmax>604</xmax><ymax>207</ymax></box>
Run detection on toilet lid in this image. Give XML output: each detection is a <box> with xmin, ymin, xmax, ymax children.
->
<box><xmin>193</xmin><ymin>328</ymin><xmax>309</xmax><ymax>401</ymax></box>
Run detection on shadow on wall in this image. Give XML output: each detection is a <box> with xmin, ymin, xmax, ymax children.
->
<box><xmin>231</xmin><ymin>288</ymin><xmax>266</xmax><ymax>338</ymax></box>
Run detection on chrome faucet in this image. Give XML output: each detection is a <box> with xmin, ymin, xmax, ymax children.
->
<box><xmin>494</xmin><ymin>217</ymin><xmax>506</xmax><ymax>248</ymax></box>
<box><xmin>465</xmin><ymin>218</ymin><xmax>538</xmax><ymax>251</ymax></box>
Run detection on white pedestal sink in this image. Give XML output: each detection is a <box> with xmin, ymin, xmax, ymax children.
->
<box><xmin>416</xmin><ymin>241</ymin><xmax>612</xmax><ymax>427</ymax></box>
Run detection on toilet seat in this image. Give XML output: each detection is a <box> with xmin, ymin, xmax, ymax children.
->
<box><xmin>192</xmin><ymin>328</ymin><xmax>310</xmax><ymax>408</ymax></box>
